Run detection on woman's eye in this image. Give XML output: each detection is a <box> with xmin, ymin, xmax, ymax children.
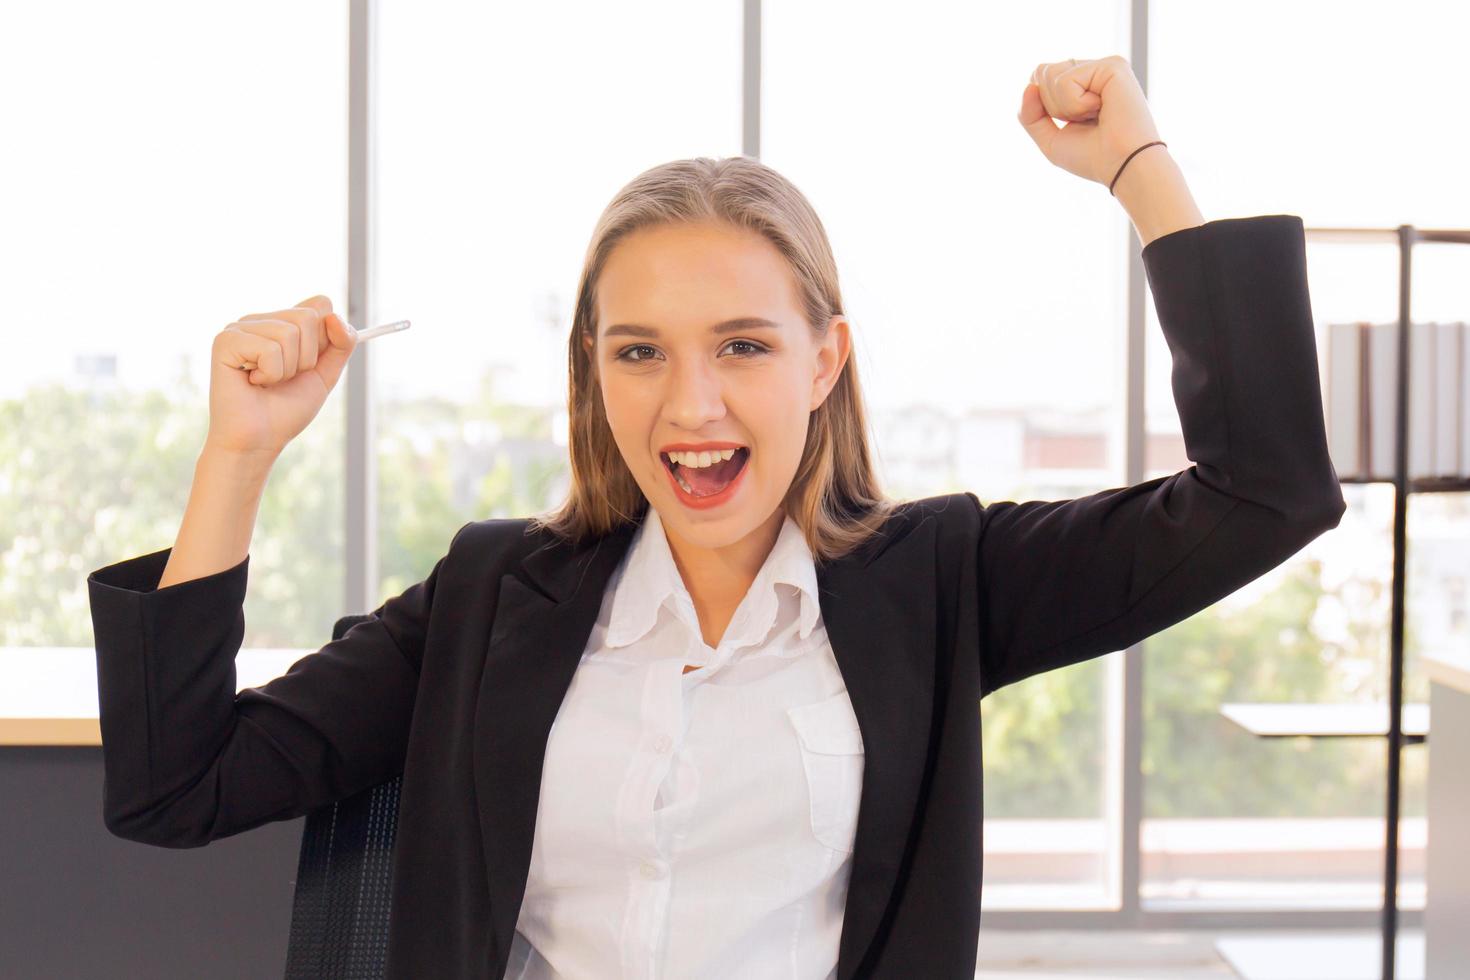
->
<box><xmin>725</xmin><ymin>340</ymin><xmax>767</xmax><ymax>357</ymax></box>
<box><xmin>616</xmin><ymin>344</ymin><xmax>659</xmax><ymax>362</ymax></box>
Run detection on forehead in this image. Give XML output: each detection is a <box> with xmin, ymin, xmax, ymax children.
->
<box><xmin>596</xmin><ymin>221</ymin><xmax>802</xmax><ymax>332</ymax></box>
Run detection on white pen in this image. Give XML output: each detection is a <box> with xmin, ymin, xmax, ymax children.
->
<box><xmin>349</xmin><ymin>319</ymin><xmax>412</xmax><ymax>342</ymax></box>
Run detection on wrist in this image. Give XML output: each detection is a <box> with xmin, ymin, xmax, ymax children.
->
<box><xmin>1111</xmin><ymin>146</ymin><xmax>1204</xmax><ymax>247</ymax></box>
<box><xmin>157</xmin><ymin>444</ymin><xmax>273</xmax><ymax>589</ymax></box>
<box><xmin>198</xmin><ymin>443</ymin><xmax>279</xmax><ymax>484</ymax></box>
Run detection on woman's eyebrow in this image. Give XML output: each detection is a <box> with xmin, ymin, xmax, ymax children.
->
<box><xmin>603</xmin><ymin>317</ymin><xmax>781</xmax><ymax>339</ymax></box>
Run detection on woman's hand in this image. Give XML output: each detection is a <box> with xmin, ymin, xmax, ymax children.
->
<box><xmin>205</xmin><ymin>294</ymin><xmax>358</xmax><ymax>458</ymax></box>
<box><xmin>1017</xmin><ymin>55</ymin><xmax>1164</xmax><ymax>190</ymax></box>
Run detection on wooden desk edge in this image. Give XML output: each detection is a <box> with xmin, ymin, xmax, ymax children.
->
<box><xmin>0</xmin><ymin>718</ymin><xmax>102</xmax><ymax>746</ymax></box>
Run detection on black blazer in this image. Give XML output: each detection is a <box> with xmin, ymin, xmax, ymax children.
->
<box><xmin>87</xmin><ymin>214</ymin><xmax>1346</xmax><ymax>980</ymax></box>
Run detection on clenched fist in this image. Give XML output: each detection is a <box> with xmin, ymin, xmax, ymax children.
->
<box><xmin>206</xmin><ymin>294</ymin><xmax>358</xmax><ymax>458</ymax></box>
<box><xmin>1017</xmin><ymin>55</ymin><xmax>1164</xmax><ymax>189</ymax></box>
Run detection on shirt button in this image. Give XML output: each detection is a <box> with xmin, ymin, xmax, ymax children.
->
<box><xmin>639</xmin><ymin>860</ymin><xmax>664</xmax><ymax>880</ymax></box>
<box><xmin>653</xmin><ymin>734</ymin><xmax>672</xmax><ymax>753</ymax></box>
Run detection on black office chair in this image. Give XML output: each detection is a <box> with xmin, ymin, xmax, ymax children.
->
<box><xmin>283</xmin><ymin>612</ymin><xmax>403</xmax><ymax>980</ymax></box>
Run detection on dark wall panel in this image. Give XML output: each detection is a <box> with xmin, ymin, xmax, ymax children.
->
<box><xmin>1</xmin><ymin>747</ymin><xmax>300</xmax><ymax>980</ymax></box>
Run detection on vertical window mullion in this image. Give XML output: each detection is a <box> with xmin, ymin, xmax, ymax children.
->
<box><xmin>1117</xmin><ymin>0</ymin><xmax>1153</xmax><ymax>925</ymax></box>
<box><xmin>743</xmin><ymin>0</ymin><xmax>761</xmax><ymax>158</ymax></box>
<box><xmin>346</xmin><ymin>0</ymin><xmax>378</xmax><ymax>618</ymax></box>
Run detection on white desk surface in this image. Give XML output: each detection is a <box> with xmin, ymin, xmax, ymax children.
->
<box><xmin>1215</xmin><ymin>931</ymin><xmax>1423</xmax><ymax>980</ymax></box>
<box><xmin>1219</xmin><ymin>701</ymin><xmax>1430</xmax><ymax>739</ymax></box>
<box><xmin>12</xmin><ymin>647</ymin><xmax>1466</xmax><ymax>745</ymax></box>
<box><xmin>1424</xmin><ymin>648</ymin><xmax>1470</xmax><ymax>695</ymax></box>
<box><xmin>0</xmin><ymin>648</ymin><xmax>310</xmax><ymax>746</ymax></box>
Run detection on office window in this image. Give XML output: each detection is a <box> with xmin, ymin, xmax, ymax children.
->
<box><xmin>2</xmin><ymin>2</ymin><xmax>348</xmax><ymax>650</ymax></box>
<box><xmin>373</xmin><ymin>0</ymin><xmax>743</xmax><ymax>592</ymax></box>
<box><xmin>1141</xmin><ymin>0</ymin><xmax>1470</xmax><ymax>911</ymax></box>
<box><xmin>764</xmin><ymin>0</ymin><xmax>1134</xmax><ymax>909</ymax></box>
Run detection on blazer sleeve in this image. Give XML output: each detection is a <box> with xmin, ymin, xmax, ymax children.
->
<box><xmin>85</xmin><ymin>520</ymin><xmax>474</xmax><ymax>847</ymax></box>
<box><xmin>973</xmin><ymin>214</ymin><xmax>1346</xmax><ymax>699</ymax></box>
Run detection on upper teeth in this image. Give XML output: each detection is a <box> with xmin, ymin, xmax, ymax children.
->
<box><xmin>668</xmin><ymin>448</ymin><xmax>739</xmax><ymax>468</ymax></box>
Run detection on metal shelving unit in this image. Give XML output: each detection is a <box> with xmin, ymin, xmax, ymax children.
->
<box><xmin>1316</xmin><ymin>223</ymin><xmax>1470</xmax><ymax>979</ymax></box>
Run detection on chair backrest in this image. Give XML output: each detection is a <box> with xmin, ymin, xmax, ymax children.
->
<box><xmin>283</xmin><ymin>612</ymin><xmax>403</xmax><ymax>980</ymax></box>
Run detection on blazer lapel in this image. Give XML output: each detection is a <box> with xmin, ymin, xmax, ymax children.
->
<box><xmin>473</xmin><ymin>521</ymin><xmax>638</xmax><ymax>970</ymax></box>
<box><xmin>818</xmin><ymin>508</ymin><xmax>938</xmax><ymax>980</ymax></box>
<box><xmin>471</xmin><ymin>503</ymin><xmax>937</xmax><ymax>980</ymax></box>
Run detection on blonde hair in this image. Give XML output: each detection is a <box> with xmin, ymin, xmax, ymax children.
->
<box><xmin>528</xmin><ymin>155</ymin><xmax>899</xmax><ymax>566</ymax></box>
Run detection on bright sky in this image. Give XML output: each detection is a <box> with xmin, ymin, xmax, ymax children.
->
<box><xmin>4</xmin><ymin>0</ymin><xmax>1468</xmax><ymax>430</ymax></box>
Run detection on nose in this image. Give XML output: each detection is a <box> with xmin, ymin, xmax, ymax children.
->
<box><xmin>661</xmin><ymin>357</ymin><xmax>727</xmax><ymax>430</ymax></box>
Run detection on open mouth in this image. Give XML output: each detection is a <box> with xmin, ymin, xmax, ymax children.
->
<box><xmin>661</xmin><ymin>447</ymin><xmax>750</xmax><ymax>499</ymax></box>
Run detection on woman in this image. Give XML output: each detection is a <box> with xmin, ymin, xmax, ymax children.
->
<box><xmin>87</xmin><ymin>57</ymin><xmax>1345</xmax><ymax>979</ymax></box>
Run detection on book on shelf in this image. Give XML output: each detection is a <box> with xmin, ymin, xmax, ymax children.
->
<box><xmin>1324</xmin><ymin>319</ymin><xmax>1468</xmax><ymax>482</ymax></box>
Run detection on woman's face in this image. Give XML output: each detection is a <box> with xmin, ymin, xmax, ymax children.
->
<box><xmin>588</xmin><ymin>220</ymin><xmax>849</xmax><ymax>551</ymax></box>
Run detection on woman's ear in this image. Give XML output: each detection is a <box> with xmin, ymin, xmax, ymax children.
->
<box><xmin>810</xmin><ymin>315</ymin><xmax>851</xmax><ymax>412</ymax></box>
<box><xmin>581</xmin><ymin>331</ymin><xmax>598</xmax><ymax>369</ymax></box>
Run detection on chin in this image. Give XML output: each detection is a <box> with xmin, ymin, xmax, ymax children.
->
<box><xmin>654</xmin><ymin>487</ymin><xmax>762</xmax><ymax>538</ymax></box>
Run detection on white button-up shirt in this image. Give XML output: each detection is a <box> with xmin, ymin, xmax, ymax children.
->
<box><xmin>506</xmin><ymin>505</ymin><xmax>865</xmax><ymax>980</ymax></box>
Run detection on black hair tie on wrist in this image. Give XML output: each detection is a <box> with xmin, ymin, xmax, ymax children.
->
<box><xmin>1109</xmin><ymin>140</ymin><xmax>1168</xmax><ymax>196</ymax></box>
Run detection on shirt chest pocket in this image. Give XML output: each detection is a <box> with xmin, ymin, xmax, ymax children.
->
<box><xmin>786</xmin><ymin>690</ymin><xmax>866</xmax><ymax>855</ymax></box>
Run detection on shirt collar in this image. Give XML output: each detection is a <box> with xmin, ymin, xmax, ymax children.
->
<box><xmin>603</xmin><ymin>505</ymin><xmax>821</xmax><ymax>650</ymax></box>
